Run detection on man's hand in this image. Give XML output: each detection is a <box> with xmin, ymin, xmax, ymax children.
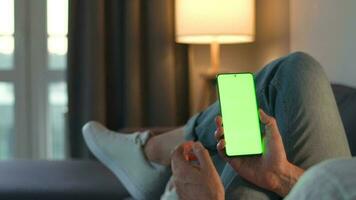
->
<box><xmin>171</xmin><ymin>142</ymin><xmax>224</xmax><ymax>200</ymax></box>
<box><xmin>215</xmin><ymin>109</ymin><xmax>304</xmax><ymax>197</ymax></box>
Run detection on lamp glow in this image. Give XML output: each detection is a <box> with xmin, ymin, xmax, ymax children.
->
<box><xmin>175</xmin><ymin>0</ymin><xmax>255</xmax><ymax>44</ymax></box>
<box><xmin>175</xmin><ymin>0</ymin><xmax>255</xmax><ymax>72</ymax></box>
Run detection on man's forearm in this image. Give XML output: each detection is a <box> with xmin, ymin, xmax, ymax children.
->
<box><xmin>275</xmin><ymin>162</ymin><xmax>304</xmax><ymax>197</ymax></box>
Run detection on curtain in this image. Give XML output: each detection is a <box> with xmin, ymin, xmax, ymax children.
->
<box><xmin>67</xmin><ymin>0</ymin><xmax>190</xmax><ymax>158</ymax></box>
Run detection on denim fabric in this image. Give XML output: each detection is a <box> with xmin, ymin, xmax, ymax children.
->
<box><xmin>184</xmin><ymin>52</ymin><xmax>351</xmax><ymax>199</ymax></box>
<box><xmin>285</xmin><ymin>158</ymin><xmax>356</xmax><ymax>200</ymax></box>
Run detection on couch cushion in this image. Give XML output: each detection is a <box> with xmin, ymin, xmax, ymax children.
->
<box><xmin>332</xmin><ymin>84</ymin><xmax>356</xmax><ymax>156</ymax></box>
<box><xmin>0</xmin><ymin>160</ymin><xmax>129</xmax><ymax>200</ymax></box>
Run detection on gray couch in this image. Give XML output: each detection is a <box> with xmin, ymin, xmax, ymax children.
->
<box><xmin>0</xmin><ymin>84</ymin><xmax>355</xmax><ymax>199</ymax></box>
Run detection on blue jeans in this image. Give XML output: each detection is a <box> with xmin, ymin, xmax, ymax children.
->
<box><xmin>184</xmin><ymin>52</ymin><xmax>351</xmax><ymax>199</ymax></box>
<box><xmin>285</xmin><ymin>158</ymin><xmax>356</xmax><ymax>199</ymax></box>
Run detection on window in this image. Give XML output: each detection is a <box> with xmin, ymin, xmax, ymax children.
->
<box><xmin>0</xmin><ymin>82</ymin><xmax>14</xmax><ymax>159</ymax></box>
<box><xmin>0</xmin><ymin>0</ymin><xmax>15</xmax><ymax>158</ymax></box>
<box><xmin>0</xmin><ymin>0</ymin><xmax>68</xmax><ymax>159</ymax></box>
<box><xmin>47</xmin><ymin>82</ymin><xmax>68</xmax><ymax>159</ymax></box>
<box><xmin>0</xmin><ymin>0</ymin><xmax>14</xmax><ymax>70</ymax></box>
<box><xmin>47</xmin><ymin>0</ymin><xmax>68</xmax><ymax>70</ymax></box>
<box><xmin>46</xmin><ymin>0</ymin><xmax>68</xmax><ymax>159</ymax></box>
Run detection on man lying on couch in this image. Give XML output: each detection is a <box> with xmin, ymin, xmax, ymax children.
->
<box><xmin>83</xmin><ymin>52</ymin><xmax>352</xmax><ymax>199</ymax></box>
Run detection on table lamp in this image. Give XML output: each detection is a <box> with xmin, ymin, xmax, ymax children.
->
<box><xmin>175</xmin><ymin>0</ymin><xmax>255</xmax><ymax>74</ymax></box>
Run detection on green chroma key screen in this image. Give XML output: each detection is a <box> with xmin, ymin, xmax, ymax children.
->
<box><xmin>217</xmin><ymin>73</ymin><xmax>263</xmax><ymax>156</ymax></box>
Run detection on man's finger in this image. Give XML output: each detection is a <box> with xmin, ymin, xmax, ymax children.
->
<box><xmin>214</xmin><ymin>126</ymin><xmax>224</xmax><ymax>141</ymax></box>
<box><xmin>259</xmin><ymin>109</ymin><xmax>280</xmax><ymax>136</ymax></box>
<box><xmin>215</xmin><ymin>116</ymin><xmax>222</xmax><ymax>127</ymax></box>
<box><xmin>217</xmin><ymin>139</ymin><xmax>226</xmax><ymax>151</ymax></box>
<box><xmin>171</xmin><ymin>144</ymin><xmax>190</xmax><ymax>174</ymax></box>
<box><xmin>259</xmin><ymin>109</ymin><xmax>270</xmax><ymax>124</ymax></box>
<box><xmin>171</xmin><ymin>143</ymin><xmax>201</xmax><ymax>183</ymax></box>
<box><xmin>192</xmin><ymin>142</ymin><xmax>216</xmax><ymax>172</ymax></box>
<box><xmin>214</xmin><ymin>116</ymin><xmax>224</xmax><ymax>141</ymax></box>
<box><xmin>216</xmin><ymin>139</ymin><xmax>232</xmax><ymax>163</ymax></box>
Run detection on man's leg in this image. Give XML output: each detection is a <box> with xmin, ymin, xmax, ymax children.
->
<box><xmin>142</xmin><ymin>102</ymin><xmax>228</xmax><ymax>170</ymax></box>
<box><xmin>255</xmin><ymin>52</ymin><xmax>351</xmax><ymax>166</ymax></box>
<box><xmin>182</xmin><ymin>52</ymin><xmax>351</xmax><ymax>199</ymax></box>
<box><xmin>144</xmin><ymin>127</ymin><xmax>185</xmax><ymax>166</ymax></box>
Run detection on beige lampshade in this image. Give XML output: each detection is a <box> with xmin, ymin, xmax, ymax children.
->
<box><xmin>175</xmin><ymin>0</ymin><xmax>255</xmax><ymax>44</ymax></box>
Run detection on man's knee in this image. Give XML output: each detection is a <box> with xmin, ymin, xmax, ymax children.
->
<box><xmin>279</xmin><ymin>51</ymin><xmax>328</xmax><ymax>86</ymax></box>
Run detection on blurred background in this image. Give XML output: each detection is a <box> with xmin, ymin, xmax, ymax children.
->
<box><xmin>0</xmin><ymin>0</ymin><xmax>355</xmax><ymax>160</ymax></box>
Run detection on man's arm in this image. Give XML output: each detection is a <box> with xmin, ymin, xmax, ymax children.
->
<box><xmin>274</xmin><ymin>162</ymin><xmax>304</xmax><ymax>196</ymax></box>
<box><xmin>171</xmin><ymin>109</ymin><xmax>304</xmax><ymax>199</ymax></box>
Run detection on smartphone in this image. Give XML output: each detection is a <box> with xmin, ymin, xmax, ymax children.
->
<box><xmin>216</xmin><ymin>73</ymin><xmax>263</xmax><ymax>156</ymax></box>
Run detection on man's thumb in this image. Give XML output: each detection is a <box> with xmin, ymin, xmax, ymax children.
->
<box><xmin>259</xmin><ymin>109</ymin><xmax>279</xmax><ymax>137</ymax></box>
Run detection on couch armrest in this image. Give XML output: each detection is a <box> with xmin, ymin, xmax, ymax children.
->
<box><xmin>0</xmin><ymin>160</ymin><xmax>129</xmax><ymax>200</ymax></box>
